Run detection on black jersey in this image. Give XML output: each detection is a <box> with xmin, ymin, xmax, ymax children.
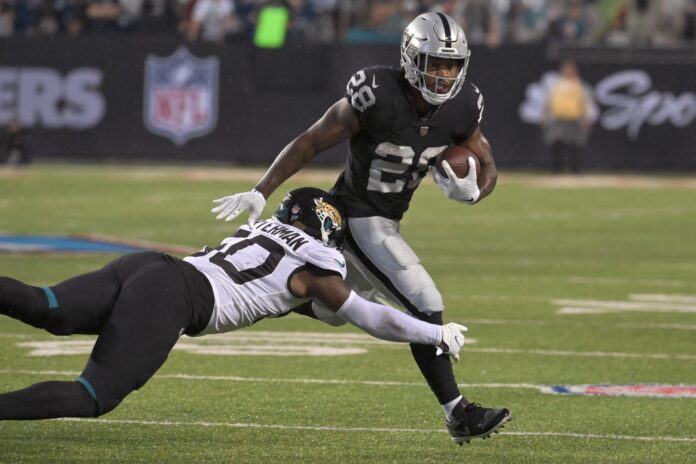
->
<box><xmin>331</xmin><ymin>65</ymin><xmax>484</xmax><ymax>220</ymax></box>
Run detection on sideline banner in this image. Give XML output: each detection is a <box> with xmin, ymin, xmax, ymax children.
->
<box><xmin>0</xmin><ymin>37</ymin><xmax>693</xmax><ymax>170</ymax></box>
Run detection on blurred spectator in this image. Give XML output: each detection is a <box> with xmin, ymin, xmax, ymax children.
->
<box><xmin>232</xmin><ymin>0</ymin><xmax>255</xmax><ymax>37</ymax></box>
<box><xmin>36</xmin><ymin>1</ymin><xmax>60</xmax><ymax>36</ymax></box>
<box><xmin>592</xmin><ymin>0</ymin><xmax>625</xmax><ymax>45</ymax></box>
<box><xmin>638</xmin><ymin>0</ymin><xmax>691</xmax><ymax>47</ymax></box>
<box><xmin>600</xmin><ymin>0</ymin><xmax>692</xmax><ymax>46</ymax></box>
<box><xmin>456</xmin><ymin>0</ymin><xmax>503</xmax><ymax>47</ymax></box>
<box><xmin>0</xmin><ymin>1</ymin><xmax>15</xmax><ymax>37</ymax></box>
<box><xmin>506</xmin><ymin>0</ymin><xmax>549</xmax><ymax>43</ymax></box>
<box><xmin>547</xmin><ymin>0</ymin><xmax>596</xmax><ymax>43</ymax></box>
<box><xmin>187</xmin><ymin>0</ymin><xmax>239</xmax><ymax>42</ymax></box>
<box><xmin>85</xmin><ymin>0</ymin><xmax>121</xmax><ymax>32</ymax></box>
<box><xmin>624</xmin><ymin>0</ymin><xmax>657</xmax><ymax>45</ymax></box>
<box><xmin>542</xmin><ymin>60</ymin><xmax>594</xmax><ymax>173</ymax></box>
<box><xmin>0</xmin><ymin>121</ymin><xmax>29</xmax><ymax>166</ymax></box>
<box><xmin>58</xmin><ymin>0</ymin><xmax>88</xmax><ymax>35</ymax></box>
<box><xmin>345</xmin><ymin>0</ymin><xmax>410</xmax><ymax>43</ymax></box>
<box><xmin>0</xmin><ymin>0</ymin><xmax>693</xmax><ymax>46</ymax></box>
<box><xmin>140</xmin><ymin>0</ymin><xmax>178</xmax><ymax>33</ymax></box>
<box><xmin>291</xmin><ymin>0</ymin><xmax>338</xmax><ymax>43</ymax></box>
<box><xmin>13</xmin><ymin>0</ymin><xmax>41</xmax><ymax>35</ymax></box>
<box><xmin>684</xmin><ymin>0</ymin><xmax>696</xmax><ymax>41</ymax></box>
<box><xmin>118</xmin><ymin>0</ymin><xmax>145</xmax><ymax>30</ymax></box>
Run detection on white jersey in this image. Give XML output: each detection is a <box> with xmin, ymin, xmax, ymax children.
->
<box><xmin>184</xmin><ymin>219</ymin><xmax>347</xmax><ymax>335</ymax></box>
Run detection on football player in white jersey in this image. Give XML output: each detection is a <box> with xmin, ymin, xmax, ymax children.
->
<box><xmin>211</xmin><ymin>12</ymin><xmax>510</xmax><ymax>444</ymax></box>
<box><xmin>0</xmin><ymin>187</ymin><xmax>467</xmax><ymax>423</ymax></box>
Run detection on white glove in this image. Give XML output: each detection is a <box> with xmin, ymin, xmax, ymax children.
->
<box><xmin>431</xmin><ymin>157</ymin><xmax>480</xmax><ymax>204</ymax></box>
<box><xmin>436</xmin><ymin>323</ymin><xmax>468</xmax><ymax>362</ymax></box>
<box><xmin>211</xmin><ymin>189</ymin><xmax>266</xmax><ymax>227</ymax></box>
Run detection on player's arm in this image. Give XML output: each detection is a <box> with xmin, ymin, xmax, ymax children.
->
<box><xmin>211</xmin><ymin>99</ymin><xmax>360</xmax><ymax>224</ymax></box>
<box><xmin>461</xmin><ymin>127</ymin><xmax>497</xmax><ymax>201</ymax></box>
<box><xmin>255</xmin><ymin>98</ymin><xmax>360</xmax><ymax>199</ymax></box>
<box><xmin>290</xmin><ymin>269</ymin><xmax>467</xmax><ymax>359</ymax></box>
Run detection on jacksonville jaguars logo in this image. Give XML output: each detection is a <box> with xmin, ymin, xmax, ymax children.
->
<box><xmin>314</xmin><ymin>198</ymin><xmax>343</xmax><ymax>245</ymax></box>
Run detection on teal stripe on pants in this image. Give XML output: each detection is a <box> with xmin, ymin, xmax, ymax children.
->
<box><xmin>42</xmin><ymin>287</ymin><xmax>59</xmax><ymax>309</ymax></box>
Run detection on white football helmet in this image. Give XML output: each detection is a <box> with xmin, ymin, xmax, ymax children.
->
<box><xmin>400</xmin><ymin>12</ymin><xmax>471</xmax><ymax>106</ymax></box>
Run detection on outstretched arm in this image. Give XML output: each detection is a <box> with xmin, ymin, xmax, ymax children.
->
<box><xmin>255</xmin><ymin>98</ymin><xmax>361</xmax><ymax>199</ymax></box>
<box><xmin>336</xmin><ymin>291</ymin><xmax>443</xmax><ymax>345</ymax></box>
<box><xmin>291</xmin><ymin>270</ymin><xmax>467</xmax><ymax>359</ymax></box>
<box><xmin>212</xmin><ymin>99</ymin><xmax>360</xmax><ymax>224</ymax></box>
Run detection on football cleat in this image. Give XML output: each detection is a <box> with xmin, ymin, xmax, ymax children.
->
<box><xmin>445</xmin><ymin>402</ymin><xmax>512</xmax><ymax>445</ymax></box>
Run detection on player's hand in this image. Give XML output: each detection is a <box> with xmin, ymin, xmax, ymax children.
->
<box><xmin>211</xmin><ymin>189</ymin><xmax>266</xmax><ymax>227</ymax></box>
<box><xmin>431</xmin><ymin>157</ymin><xmax>480</xmax><ymax>204</ymax></box>
<box><xmin>437</xmin><ymin>323</ymin><xmax>468</xmax><ymax>362</ymax></box>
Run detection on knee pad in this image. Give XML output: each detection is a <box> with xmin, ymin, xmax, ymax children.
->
<box><xmin>410</xmin><ymin>283</ymin><xmax>444</xmax><ymax>316</ymax></box>
<box><xmin>381</xmin><ymin>237</ymin><xmax>444</xmax><ymax>314</ymax></box>
<box><xmin>347</xmin><ymin>220</ymin><xmax>444</xmax><ymax>315</ymax></box>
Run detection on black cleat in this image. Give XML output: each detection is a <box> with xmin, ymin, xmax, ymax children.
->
<box><xmin>446</xmin><ymin>402</ymin><xmax>512</xmax><ymax>445</ymax></box>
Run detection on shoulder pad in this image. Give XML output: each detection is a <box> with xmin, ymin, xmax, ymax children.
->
<box><xmin>302</xmin><ymin>245</ymin><xmax>347</xmax><ymax>279</ymax></box>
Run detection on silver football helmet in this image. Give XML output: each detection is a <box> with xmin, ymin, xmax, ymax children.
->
<box><xmin>400</xmin><ymin>12</ymin><xmax>471</xmax><ymax>106</ymax></box>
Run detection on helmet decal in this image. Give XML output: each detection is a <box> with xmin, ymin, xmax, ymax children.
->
<box><xmin>273</xmin><ymin>187</ymin><xmax>345</xmax><ymax>248</ymax></box>
<box><xmin>313</xmin><ymin>198</ymin><xmax>342</xmax><ymax>245</ymax></box>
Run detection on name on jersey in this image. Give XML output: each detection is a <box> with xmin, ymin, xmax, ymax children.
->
<box><xmin>255</xmin><ymin>222</ymin><xmax>309</xmax><ymax>251</ymax></box>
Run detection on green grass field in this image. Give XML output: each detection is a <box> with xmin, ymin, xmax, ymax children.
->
<box><xmin>1</xmin><ymin>165</ymin><xmax>695</xmax><ymax>463</ymax></box>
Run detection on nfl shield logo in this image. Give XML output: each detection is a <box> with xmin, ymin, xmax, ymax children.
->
<box><xmin>144</xmin><ymin>47</ymin><xmax>219</xmax><ymax>146</ymax></box>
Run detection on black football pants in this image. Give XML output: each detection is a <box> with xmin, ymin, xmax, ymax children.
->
<box><xmin>0</xmin><ymin>251</ymin><xmax>213</xmax><ymax>419</ymax></box>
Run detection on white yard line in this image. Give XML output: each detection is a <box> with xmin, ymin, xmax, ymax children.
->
<box><xmin>0</xmin><ymin>369</ymin><xmax>542</xmax><ymax>389</ymax></box>
<box><xmin>3</xmin><ymin>370</ymin><xmax>695</xmax><ymax>398</ymax></box>
<box><xmin>477</xmin><ymin>275</ymin><xmax>690</xmax><ymax>288</ymax></box>
<box><xmin>465</xmin><ymin>319</ymin><xmax>696</xmax><ymax>331</ymax></box>
<box><xmin>466</xmin><ymin>347</ymin><xmax>696</xmax><ymax>361</ymax></box>
<box><xmin>4</xmin><ymin>336</ymin><xmax>696</xmax><ymax>360</ymax></box>
<box><xmin>0</xmin><ymin>333</ymin><xmax>30</xmax><ymax>339</ymax></box>
<box><xmin>555</xmin><ymin>294</ymin><xmax>696</xmax><ymax>315</ymax></box>
<box><xmin>553</xmin><ymin>298</ymin><xmax>696</xmax><ymax>314</ymax></box>
<box><xmin>54</xmin><ymin>417</ymin><xmax>696</xmax><ymax>443</ymax></box>
<box><xmin>630</xmin><ymin>294</ymin><xmax>696</xmax><ymax>304</ymax></box>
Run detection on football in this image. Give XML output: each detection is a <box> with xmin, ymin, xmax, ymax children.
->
<box><xmin>435</xmin><ymin>145</ymin><xmax>481</xmax><ymax>179</ymax></box>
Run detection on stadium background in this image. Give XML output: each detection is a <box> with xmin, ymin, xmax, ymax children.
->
<box><xmin>1</xmin><ymin>2</ymin><xmax>696</xmax><ymax>463</ymax></box>
<box><xmin>0</xmin><ymin>0</ymin><xmax>694</xmax><ymax>171</ymax></box>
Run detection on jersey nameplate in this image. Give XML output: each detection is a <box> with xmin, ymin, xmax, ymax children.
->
<box><xmin>254</xmin><ymin>222</ymin><xmax>310</xmax><ymax>251</ymax></box>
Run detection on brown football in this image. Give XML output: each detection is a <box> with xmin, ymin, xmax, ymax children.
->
<box><xmin>435</xmin><ymin>145</ymin><xmax>481</xmax><ymax>179</ymax></box>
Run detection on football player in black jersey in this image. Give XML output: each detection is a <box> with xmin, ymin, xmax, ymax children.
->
<box><xmin>212</xmin><ymin>12</ymin><xmax>511</xmax><ymax>444</ymax></box>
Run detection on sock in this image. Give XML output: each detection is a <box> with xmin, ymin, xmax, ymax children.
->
<box><xmin>0</xmin><ymin>381</ymin><xmax>98</xmax><ymax>420</ymax></box>
<box><xmin>442</xmin><ymin>395</ymin><xmax>463</xmax><ymax>420</ymax></box>
<box><xmin>409</xmin><ymin>310</ymin><xmax>468</xmax><ymax>406</ymax></box>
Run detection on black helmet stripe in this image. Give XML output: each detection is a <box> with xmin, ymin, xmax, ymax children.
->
<box><xmin>436</xmin><ymin>12</ymin><xmax>452</xmax><ymax>47</ymax></box>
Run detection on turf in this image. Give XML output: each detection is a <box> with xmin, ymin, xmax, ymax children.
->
<box><xmin>1</xmin><ymin>165</ymin><xmax>695</xmax><ymax>463</ymax></box>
